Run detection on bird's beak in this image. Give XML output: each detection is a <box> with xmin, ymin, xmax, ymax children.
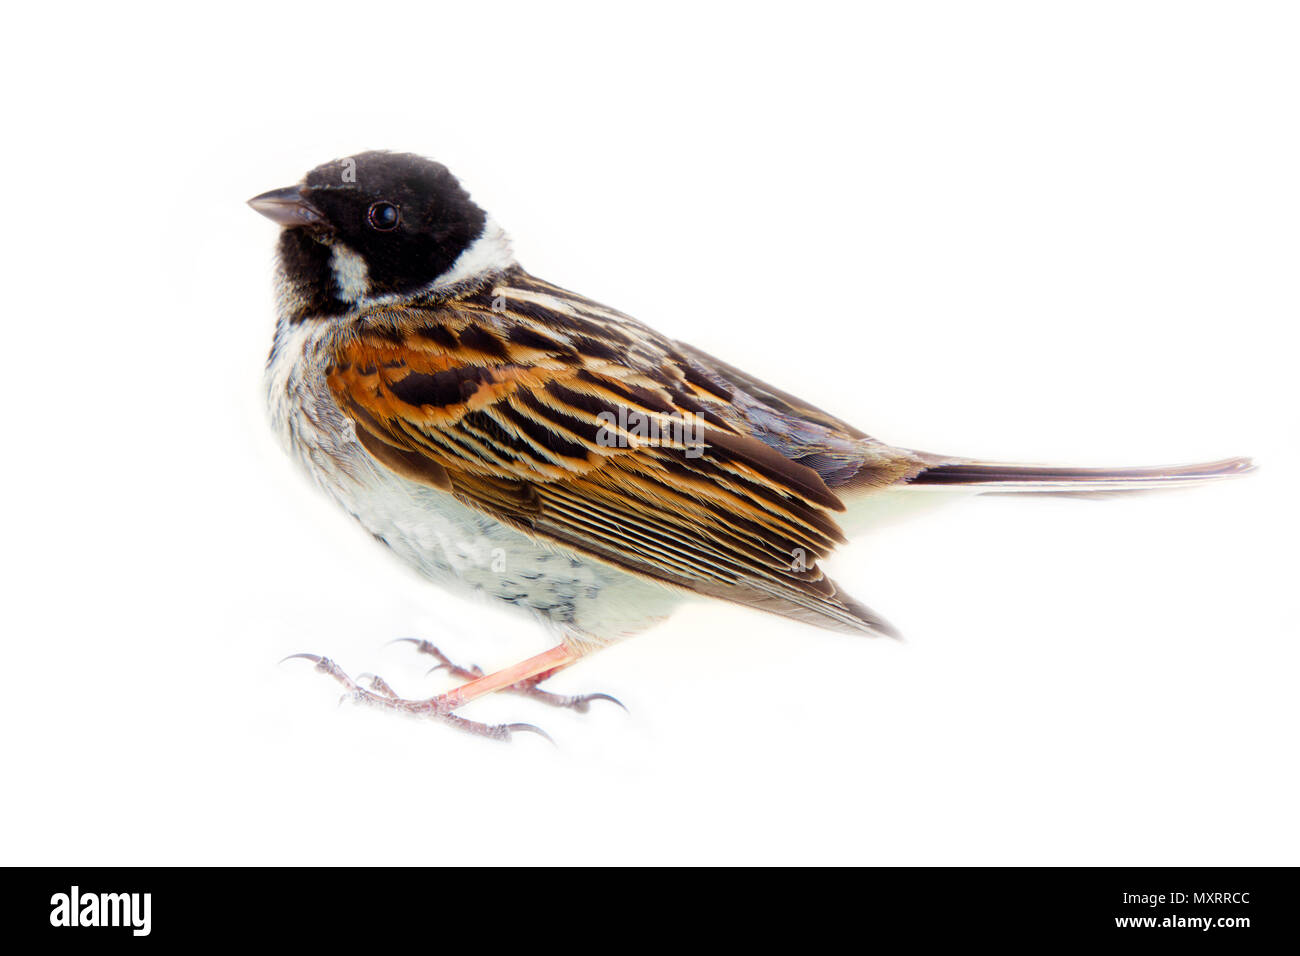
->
<box><xmin>247</xmin><ymin>185</ymin><xmax>326</xmax><ymax>228</ymax></box>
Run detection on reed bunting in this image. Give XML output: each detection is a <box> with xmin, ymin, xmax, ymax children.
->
<box><xmin>250</xmin><ymin>151</ymin><xmax>1252</xmax><ymax>740</ymax></box>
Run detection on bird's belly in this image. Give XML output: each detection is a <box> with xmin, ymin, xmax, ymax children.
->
<box><xmin>332</xmin><ymin>459</ymin><xmax>683</xmax><ymax>648</ymax></box>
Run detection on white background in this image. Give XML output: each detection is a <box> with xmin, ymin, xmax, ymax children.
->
<box><xmin>2</xmin><ymin>1</ymin><xmax>1296</xmax><ymax>865</ymax></box>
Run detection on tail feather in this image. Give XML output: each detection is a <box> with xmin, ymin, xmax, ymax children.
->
<box><xmin>907</xmin><ymin>456</ymin><xmax>1254</xmax><ymax>496</ymax></box>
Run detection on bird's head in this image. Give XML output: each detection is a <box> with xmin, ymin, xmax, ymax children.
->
<box><xmin>249</xmin><ymin>151</ymin><xmax>510</xmax><ymax>319</ymax></box>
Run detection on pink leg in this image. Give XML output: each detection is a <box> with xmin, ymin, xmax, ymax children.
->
<box><xmin>398</xmin><ymin>639</ymin><xmax>625</xmax><ymax>712</ymax></box>
<box><xmin>432</xmin><ymin>644</ymin><xmax>576</xmax><ymax>711</ymax></box>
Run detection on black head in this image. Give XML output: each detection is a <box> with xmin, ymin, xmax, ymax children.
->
<box><xmin>249</xmin><ymin>151</ymin><xmax>490</xmax><ymax>315</ymax></box>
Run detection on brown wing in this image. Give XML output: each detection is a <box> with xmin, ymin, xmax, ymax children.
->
<box><xmin>326</xmin><ymin>270</ymin><xmax>896</xmax><ymax>636</ymax></box>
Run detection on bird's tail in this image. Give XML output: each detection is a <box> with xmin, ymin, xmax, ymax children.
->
<box><xmin>905</xmin><ymin>456</ymin><xmax>1254</xmax><ymax>496</ymax></box>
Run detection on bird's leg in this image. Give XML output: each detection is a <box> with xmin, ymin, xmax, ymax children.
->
<box><xmin>282</xmin><ymin>654</ymin><xmax>551</xmax><ymax>742</ymax></box>
<box><xmin>430</xmin><ymin>643</ymin><xmax>578</xmax><ymax>711</ymax></box>
<box><xmin>396</xmin><ymin>639</ymin><xmax>625</xmax><ymax>713</ymax></box>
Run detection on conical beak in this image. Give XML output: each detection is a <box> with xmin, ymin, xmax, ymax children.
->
<box><xmin>247</xmin><ymin>184</ymin><xmax>325</xmax><ymax>228</ymax></box>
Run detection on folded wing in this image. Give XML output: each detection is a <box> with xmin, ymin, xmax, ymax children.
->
<box><xmin>327</xmin><ymin>275</ymin><xmax>897</xmax><ymax>636</ymax></box>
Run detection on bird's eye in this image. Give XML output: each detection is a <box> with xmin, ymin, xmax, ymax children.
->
<box><xmin>367</xmin><ymin>201</ymin><xmax>400</xmax><ymax>231</ymax></box>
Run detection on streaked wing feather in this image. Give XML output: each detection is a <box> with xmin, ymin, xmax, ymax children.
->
<box><xmin>325</xmin><ymin>269</ymin><xmax>892</xmax><ymax>635</ymax></box>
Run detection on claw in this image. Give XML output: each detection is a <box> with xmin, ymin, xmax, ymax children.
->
<box><xmin>280</xmin><ymin>652</ymin><xmax>325</xmax><ymax>666</ymax></box>
<box><xmin>503</xmin><ymin>723</ymin><xmax>556</xmax><ymax>745</ymax></box>
<box><xmin>570</xmin><ymin>692</ymin><xmax>629</xmax><ymax>714</ymax></box>
<box><xmin>434</xmin><ymin>713</ymin><xmax>554</xmax><ymax>744</ymax></box>
<box><xmin>391</xmin><ymin>637</ymin><xmax>450</xmax><ymax>661</ymax></box>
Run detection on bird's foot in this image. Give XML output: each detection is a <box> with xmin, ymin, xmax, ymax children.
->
<box><xmin>281</xmin><ymin>653</ymin><xmax>551</xmax><ymax>743</ymax></box>
<box><xmin>393</xmin><ymin>638</ymin><xmax>626</xmax><ymax>714</ymax></box>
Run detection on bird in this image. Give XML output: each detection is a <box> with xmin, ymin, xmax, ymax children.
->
<box><xmin>249</xmin><ymin>150</ymin><xmax>1253</xmax><ymax>740</ymax></box>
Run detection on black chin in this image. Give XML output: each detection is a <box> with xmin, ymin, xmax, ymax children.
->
<box><xmin>277</xmin><ymin>229</ymin><xmax>352</xmax><ymax>321</ymax></box>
